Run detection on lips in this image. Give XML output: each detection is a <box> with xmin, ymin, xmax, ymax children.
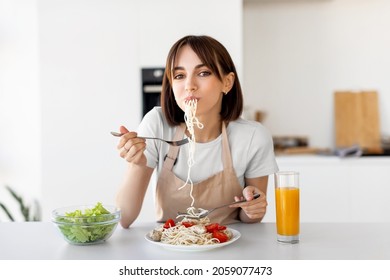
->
<box><xmin>184</xmin><ymin>96</ymin><xmax>199</xmax><ymax>102</ymax></box>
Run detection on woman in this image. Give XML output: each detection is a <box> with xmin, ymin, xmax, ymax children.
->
<box><xmin>115</xmin><ymin>35</ymin><xmax>278</xmax><ymax>228</ymax></box>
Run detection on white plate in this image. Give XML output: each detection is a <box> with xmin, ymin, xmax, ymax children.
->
<box><xmin>144</xmin><ymin>228</ymin><xmax>241</xmax><ymax>252</ymax></box>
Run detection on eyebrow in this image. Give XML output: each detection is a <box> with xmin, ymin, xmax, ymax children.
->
<box><xmin>172</xmin><ymin>64</ymin><xmax>207</xmax><ymax>72</ymax></box>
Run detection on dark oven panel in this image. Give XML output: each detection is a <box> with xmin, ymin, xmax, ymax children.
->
<box><xmin>142</xmin><ymin>68</ymin><xmax>165</xmax><ymax>117</ymax></box>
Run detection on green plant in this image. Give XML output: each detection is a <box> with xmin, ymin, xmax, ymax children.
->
<box><xmin>0</xmin><ymin>185</ymin><xmax>41</xmax><ymax>221</ymax></box>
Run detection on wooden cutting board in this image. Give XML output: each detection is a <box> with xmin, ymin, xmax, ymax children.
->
<box><xmin>334</xmin><ymin>91</ymin><xmax>382</xmax><ymax>153</ymax></box>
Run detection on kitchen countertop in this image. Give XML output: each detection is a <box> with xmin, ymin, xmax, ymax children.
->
<box><xmin>1</xmin><ymin>222</ymin><xmax>389</xmax><ymax>260</ymax></box>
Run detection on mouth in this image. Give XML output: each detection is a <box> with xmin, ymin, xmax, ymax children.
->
<box><xmin>184</xmin><ymin>96</ymin><xmax>199</xmax><ymax>103</ymax></box>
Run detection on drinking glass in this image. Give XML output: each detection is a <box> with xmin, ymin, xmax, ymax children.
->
<box><xmin>274</xmin><ymin>171</ymin><xmax>300</xmax><ymax>244</ymax></box>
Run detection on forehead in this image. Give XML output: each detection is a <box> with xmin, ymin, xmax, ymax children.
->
<box><xmin>173</xmin><ymin>45</ymin><xmax>202</xmax><ymax>67</ymax></box>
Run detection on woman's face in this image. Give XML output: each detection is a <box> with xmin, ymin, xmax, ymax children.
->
<box><xmin>171</xmin><ymin>45</ymin><xmax>232</xmax><ymax>119</ymax></box>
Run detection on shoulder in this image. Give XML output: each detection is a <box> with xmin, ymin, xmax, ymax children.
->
<box><xmin>141</xmin><ymin>107</ymin><xmax>169</xmax><ymax>129</ymax></box>
<box><xmin>227</xmin><ymin>118</ymin><xmax>274</xmax><ymax>150</ymax></box>
<box><xmin>140</xmin><ymin>106</ymin><xmax>176</xmax><ymax>139</ymax></box>
<box><xmin>228</xmin><ymin>119</ymin><xmax>278</xmax><ymax>178</ymax></box>
<box><xmin>139</xmin><ymin>107</ymin><xmax>165</xmax><ymax>135</ymax></box>
<box><xmin>228</xmin><ymin>118</ymin><xmax>272</xmax><ymax>140</ymax></box>
<box><xmin>143</xmin><ymin>106</ymin><xmax>164</xmax><ymax>121</ymax></box>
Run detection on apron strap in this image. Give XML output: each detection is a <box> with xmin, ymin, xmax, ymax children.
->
<box><xmin>163</xmin><ymin>123</ymin><xmax>186</xmax><ymax>170</ymax></box>
<box><xmin>221</xmin><ymin>121</ymin><xmax>234</xmax><ymax>170</ymax></box>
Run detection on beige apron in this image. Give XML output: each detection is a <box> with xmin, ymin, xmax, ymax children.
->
<box><xmin>155</xmin><ymin>122</ymin><xmax>243</xmax><ymax>225</ymax></box>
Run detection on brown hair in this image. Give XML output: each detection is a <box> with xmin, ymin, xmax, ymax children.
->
<box><xmin>161</xmin><ymin>35</ymin><xmax>243</xmax><ymax>126</ymax></box>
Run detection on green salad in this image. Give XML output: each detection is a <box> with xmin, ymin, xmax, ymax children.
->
<box><xmin>55</xmin><ymin>202</ymin><xmax>118</xmax><ymax>244</ymax></box>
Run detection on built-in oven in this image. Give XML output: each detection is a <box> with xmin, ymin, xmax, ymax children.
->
<box><xmin>142</xmin><ymin>67</ymin><xmax>165</xmax><ymax>117</ymax></box>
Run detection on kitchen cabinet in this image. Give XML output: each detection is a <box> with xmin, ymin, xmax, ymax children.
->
<box><xmin>263</xmin><ymin>155</ymin><xmax>390</xmax><ymax>223</ymax></box>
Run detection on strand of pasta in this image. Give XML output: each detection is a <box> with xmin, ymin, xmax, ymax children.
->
<box><xmin>178</xmin><ymin>99</ymin><xmax>204</xmax><ymax>207</ymax></box>
<box><xmin>176</xmin><ymin>206</ymin><xmax>207</xmax><ymax>220</ymax></box>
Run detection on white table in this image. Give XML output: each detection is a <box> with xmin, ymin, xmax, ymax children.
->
<box><xmin>1</xmin><ymin>222</ymin><xmax>389</xmax><ymax>260</ymax></box>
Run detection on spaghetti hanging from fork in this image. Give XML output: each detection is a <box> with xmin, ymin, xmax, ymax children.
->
<box><xmin>178</xmin><ymin>99</ymin><xmax>204</xmax><ymax>207</ymax></box>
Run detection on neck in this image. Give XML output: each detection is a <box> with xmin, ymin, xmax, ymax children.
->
<box><xmin>187</xmin><ymin>117</ymin><xmax>222</xmax><ymax>143</ymax></box>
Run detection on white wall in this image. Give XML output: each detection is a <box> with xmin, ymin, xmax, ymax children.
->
<box><xmin>36</xmin><ymin>0</ymin><xmax>243</xmax><ymax>221</ymax></box>
<box><xmin>0</xmin><ymin>0</ymin><xmax>41</xmax><ymax>220</ymax></box>
<box><xmin>136</xmin><ymin>0</ymin><xmax>243</xmax><ymax>76</ymax></box>
<box><xmin>38</xmin><ymin>0</ymin><xmax>139</xmax><ymax>221</ymax></box>
<box><xmin>243</xmin><ymin>0</ymin><xmax>390</xmax><ymax>148</ymax></box>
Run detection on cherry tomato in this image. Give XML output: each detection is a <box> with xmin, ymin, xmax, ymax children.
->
<box><xmin>205</xmin><ymin>223</ymin><xmax>219</xmax><ymax>233</ymax></box>
<box><xmin>206</xmin><ymin>223</ymin><xmax>226</xmax><ymax>232</ymax></box>
<box><xmin>181</xmin><ymin>221</ymin><xmax>194</xmax><ymax>228</ymax></box>
<box><xmin>217</xmin><ymin>225</ymin><xmax>227</xmax><ymax>231</ymax></box>
<box><xmin>212</xmin><ymin>231</ymin><xmax>229</xmax><ymax>243</ymax></box>
<box><xmin>163</xmin><ymin>219</ymin><xmax>175</xmax><ymax>229</ymax></box>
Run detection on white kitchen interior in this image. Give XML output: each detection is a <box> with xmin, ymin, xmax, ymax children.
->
<box><xmin>1</xmin><ymin>0</ymin><xmax>390</xmax><ymax>223</ymax></box>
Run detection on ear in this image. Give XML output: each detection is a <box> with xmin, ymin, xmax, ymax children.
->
<box><xmin>223</xmin><ymin>72</ymin><xmax>235</xmax><ymax>93</ymax></box>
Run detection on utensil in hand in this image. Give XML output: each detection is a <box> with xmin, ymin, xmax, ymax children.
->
<box><xmin>110</xmin><ymin>131</ymin><xmax>189</xmax><ymax>147</ymax></box>
<box><xmin>177</xmin><ymin>193</ymin><xmax>261</xmax><ymax>219</ymax></box>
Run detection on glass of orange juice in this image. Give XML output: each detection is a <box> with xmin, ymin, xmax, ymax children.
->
<box><xmin>274</xmin><ymin>171</ymin><xmax>300</xmax><ymax>244</ymax></box>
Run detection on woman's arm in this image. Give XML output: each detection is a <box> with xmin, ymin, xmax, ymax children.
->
<box><xmin>115</xmin><ymin>125</ymin><xmax>155</xmax><ymax>228</ymax></box>
<box><xmin>232</xmin><ymin>176</ymin><xmax>269</xmax><ymax>223</ymax></box>
<box><xmin>116</xmin><ymin>163</ymin><xmax>154</xmax><ymax>228</ymax></box>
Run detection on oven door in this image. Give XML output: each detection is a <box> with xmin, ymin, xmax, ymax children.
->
<box><xmin>143</xmin><ymin>84</ymin><xmax>162</xmax><ymax>116</ymax></box>
<box><xmin>142</xmin><ymin>68</ymin><xmax>164</xmax><ymax>116</ymax></box>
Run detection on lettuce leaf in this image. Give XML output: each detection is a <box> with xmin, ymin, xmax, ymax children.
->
<box><xmin>55</xmin><ymin>202</ymin><xmax>117</xmax><ymax>244</ymax></box>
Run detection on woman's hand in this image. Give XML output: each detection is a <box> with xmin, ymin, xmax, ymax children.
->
<box><xmin>117</xmin><ymin>126</ymin><xmax>147</xmax><ymax>165</ymax></box>
<box><xmin>230</xmin><ymin>186</ymin><xmax>268</xmax><ymax>223</ymax></box>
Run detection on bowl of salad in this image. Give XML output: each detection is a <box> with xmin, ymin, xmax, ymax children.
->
<box><xmin>52</xmin><ymin>202</ymin><xmax>120</xmax><ymax>245</ymax></box>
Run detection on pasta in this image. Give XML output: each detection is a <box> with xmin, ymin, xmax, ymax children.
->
<box><xmin>178</xmin><ymin>99</ymin><xmax>204</xmax><ymax>207</ymax></box>
<box><xmin>176</xmin><ymin>206</ymin><xmax>207</xmax><ymax>220</ymax></box>
<box><xmin>149</xmin><ymin>217</ymin><xmax>232</xmax><ymax>246</ymax></box>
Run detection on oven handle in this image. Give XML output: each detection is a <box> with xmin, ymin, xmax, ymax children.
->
<box><xmin>143</xmin><ymin>85</ymin><xmax>162</xmax><ymax>93</ymax></box>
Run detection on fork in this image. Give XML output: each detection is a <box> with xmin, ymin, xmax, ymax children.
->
<box><xmin>110</xmin><ymin>131</ymin><xmax>189</xmax><ymax>147</ymax></box>
<box><xmin>177</xmin><ymin>193</ymin><xmax>261</xmax><ymax>219</ymax></box>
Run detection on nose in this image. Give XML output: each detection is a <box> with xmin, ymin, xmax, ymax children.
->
<box><xmin>185</xmin><ymin>75</ymin><xmax>197</xmax><ymax>94</ymax></box>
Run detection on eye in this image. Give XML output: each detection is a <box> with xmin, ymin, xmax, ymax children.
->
<box><xmin>199</xmin><ymin>71</ymin><xmax>212</xmax><ymax>77</ymax></box>
<box><xmin>173</xmin><ymin>73</ymin><xmax>185</xmax><ymax>80</ymax></box>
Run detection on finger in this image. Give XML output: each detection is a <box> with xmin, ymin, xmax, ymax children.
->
<box><xmin>243</xmin><ymin>199</ymin><xmax>268</xmax><ymax>212</ymax></box>
<box><xmin>117</xmin><ymin>132</ymin><xmax>140</xmax><ymax>149</ymax></box>
<box><xmin>231</xmin><ymin>191</ymin><xmax>266</xmax><ymax>209</ymax></box>
<box><xmin>119</xmin><ymin>146</ymin><xmax>130</xmax><ymax>158</ymax></box>
<box><xmin>125</xmin><ymin>147</ymin><xmax>146</xmax><ymax>164</ymax></box>
<box><xmin>230</xmin><ymin>196</ymin><xmax>244</xmax><ymax>207</ymax></box>
<box><xmin>124</xmin><ymin>144</ymin><xmax>146</xmax><ymax>163</ymax></box>
<box><xmin>242</xmin><ymin>186</ymin><xmax>262</xmax><ymax>201</ymax></box>
<box><xmin>245</xmin><ymin>210</ymin><xmax>266</xmax><ymax>220</ymax></box>
<box><xmin>119</xmin><ymin>126</ymin><xmax>129</xmax><ymax>134</ymax></box>
<box><xmin>241</xmin><ymin>207</ymin><xmax>267</xmax><ymax>220</ymax></box>
<box><xmin>122</xmin><ymin>142</ymin><xmax>146</xmax><ymax>160</ymax></box>
<box><xmin>241</xmin><ymin>199</ymin><xmax>268</xmax><ymax>216</ymax></box>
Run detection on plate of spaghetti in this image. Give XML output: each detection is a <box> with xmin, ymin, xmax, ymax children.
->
<box><xmin>145</xmin><ymin>217</ymin><xmax>241</xmax><ymax>251</ymax></box>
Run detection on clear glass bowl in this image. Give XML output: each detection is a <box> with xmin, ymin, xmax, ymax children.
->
<box><xmin>52</xmin><ymin>205</ymin><xmax>120</xmax><ymax>245</ymax></box>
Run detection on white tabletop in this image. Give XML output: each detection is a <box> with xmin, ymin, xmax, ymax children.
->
<box><xmin>0</xmin><ymin>222</ymin><xmax>389</xmax><ymax>260</ymax></box>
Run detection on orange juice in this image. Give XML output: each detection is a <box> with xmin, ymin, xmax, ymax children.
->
<box><xmin>275</xmin><ymin>187</ymin><xmax>300</xmax><ymax>236</ymax></box>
